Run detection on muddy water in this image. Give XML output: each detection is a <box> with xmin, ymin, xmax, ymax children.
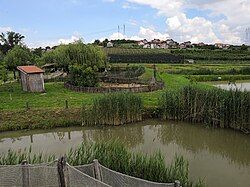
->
<box><xmin>0</xmin><ymin>120</ymin><xmax>249</xmax><ymax>187</ymax></box>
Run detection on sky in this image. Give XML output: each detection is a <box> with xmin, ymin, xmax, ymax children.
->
<box><xmin>0</xmin><ymin>0</ymin><xmax>250</xmax><ymax>47</ymax></box>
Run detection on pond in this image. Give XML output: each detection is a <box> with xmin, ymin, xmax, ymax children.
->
<box><xmin>214</xmin><ymin>82</ymin><xmax>250</xmax><ymax>91</ymax></box>
<box><xmin>0</xmin><ymin>120</ymin><xmax>249</xmax><ymax>187</ymax></box>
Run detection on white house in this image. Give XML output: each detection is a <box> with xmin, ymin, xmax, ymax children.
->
<box><xmin>107</xmin><ymin>42</ymin><xmax>114</xmax><ymax>48</ymax></box>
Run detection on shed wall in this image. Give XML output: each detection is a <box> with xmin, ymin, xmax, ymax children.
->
<box><xmin>27</xmin><ymin>73</ymin><xmax>45</xmax><ymax>92</ymax></box>
<box><xmin>20</xmin><ymin>72</ymin><xmax>28</xmax><ymax>91</ymax></box>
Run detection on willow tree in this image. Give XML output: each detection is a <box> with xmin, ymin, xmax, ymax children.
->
<box><xmin>41</xmin><ymin>41</ymin><xmax>107</xmax><ymax>86</ymax></box>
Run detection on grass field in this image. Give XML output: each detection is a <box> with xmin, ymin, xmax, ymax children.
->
<box><xmin>0</xmin><ymin>67</ymin><xmax>209</xmax><ymax>110</ymax></box>
<box><xmin>1</xmin><ymin>63</ymin><xmax>249</xmax><ymax>110</ymax></box>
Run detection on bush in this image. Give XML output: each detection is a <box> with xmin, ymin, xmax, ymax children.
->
<box><xmin>69</xmin><ymin>64</ymin><xmax>99</xmax><ymax>87</ymax></box>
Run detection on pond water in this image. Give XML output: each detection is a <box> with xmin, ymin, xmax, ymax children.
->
<box><xmin>214</xmin><ymin>82</ymin><xmax>250</xmax><ymax>91</ymax></box>
<box><xmin>0</xmin><ymin>120</ymin><xmax>249</xmax><ymax>187</ymax></box>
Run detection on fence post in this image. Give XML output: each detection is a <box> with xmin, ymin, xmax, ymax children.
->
<box><xmin>93</xmin><ymin>159</ymin><xmax>102</xmax><ymax>181</ymax></box>
<box><xmin>21</xmin><ymin>160</ymin><xmax>30</xmax><ymax>187</ymax></box>
<box><xmin>174</xmin><ymin>180</ymin><xmax>181</xmax><ymax>187</ymax></box>
<box><xmin>58</xmin><ymin>157</ymin><xmax>67</xmax><ymax>187</ymax></box>
<box><xmin>26</xmin><ymin>102</ymin><xmax>30</xmax><ymax>110</ymax></box>
<box><xmin>65</xmin><ymin>100</ymin><xmax>68</xmax><ymax>109</ymax></box>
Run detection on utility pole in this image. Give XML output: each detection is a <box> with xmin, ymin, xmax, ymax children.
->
<box><xmin>123</xmin><ymin>24</ymin><xmax>126</xmax><ymax>35</ymax></box>
<box><xmin>246</xmin><ymin>28</ymin><xmax>250</xmax><ymax>45</ymax></box>
<box><xmin>118</xmin><ymin>25</ymin><xmax>120</xmax><ymax>38</ymax></box>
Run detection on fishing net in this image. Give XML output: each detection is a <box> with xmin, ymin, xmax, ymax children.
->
<box><xmin>0</xmin><ymin>161</ymin><xmax>178</xmax><ymax>187</ymax></box>
<box><xmin>99</xmin><ymin>164</ymin><xmax>175</xmax><ymax>187</ymax></box>
<box><xmin>66</xmin><ymin>164</ymin><xmax>110</xmax><ymax>187</ymax></box>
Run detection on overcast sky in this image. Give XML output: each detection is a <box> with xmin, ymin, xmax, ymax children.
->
<box><xmin>0</xmin><ymin>0</ymin><xmax>250</xmax><ymax>47</ymax></box>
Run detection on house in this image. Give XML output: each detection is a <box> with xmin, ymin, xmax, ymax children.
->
<box><xmin>179</xmin><ymin>43</ymin><xmax>186</xmax><ymax>49</ymax></box>
<box><xmin>179</xmin><ymin>41</ymin><xmax>192</xmax><ymax>49</ymax></box>
<box><xmin>215</xmin><ymin>43</ymin><xmax>230</xmax><ymax>49</ymax></box>
<box><xmin>107</xmin><ymin>42</ymin><xmax>114</xmax><ymax>48</ymax></box>
<box><xmin>17</xmin><ymin>65</ymin><xmax>45</xmax><ymax>92</ymax></box>
<box><xmin>197</xmin><ymin>42</ymin><xmax>206</xmax><ymax>47</ymax></box>
<box><xmin>143</xmin><ymin>44</ymin><xmax>150</xmax><ymax>48</ymax></box>
<box><xmin>137</xmin><ymin>39</ymin><xmax>148</xmax><ymax>46</ymax></box>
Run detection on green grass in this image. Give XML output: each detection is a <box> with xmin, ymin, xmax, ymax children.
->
<box><xmin>0</xmin><ymin>83</ymin><xmax>98</xmax><ymax>110</ymax></box>
<box><xmin>0</xmin><ymin>68</ymin><xmax>198</xmax><ymax>110</ymax></box>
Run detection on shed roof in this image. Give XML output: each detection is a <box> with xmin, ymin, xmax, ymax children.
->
<box><xmin>17</xmin><ymin>66</ymin><xmax>44</xmax><ymax>74</ymax></box>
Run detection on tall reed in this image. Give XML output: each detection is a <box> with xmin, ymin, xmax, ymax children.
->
<box><xmin>159</xmin><ymin>85</ymin><xmax>250</xmax><ymax>132</ymax></box>
<box><xmin>0</xmin><ymin>141</ymin><xmax>204</xmax><ymax>187</ymax></box>
<box><xmin>82</xmin><ymin>92</ymin><xmax>143</xmax><ymax>126</ymax></box>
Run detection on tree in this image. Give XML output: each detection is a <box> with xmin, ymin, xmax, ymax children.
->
<box><xmin>32</xmin><ymin>47</ymin><xmax>43</xmax><ymax>57</ymax></box>
<box><xmin>103</xmin><ymin>39</ymin><xmax>109</xmax><ymax>47</ymax></box>
<box><xmin>93</xmin><ymin>39</ymin><xmax>101</xmax><ymax>45</ymax></box>
<box><xmin>0</xmin><ymin>31</ymin><xmax>25</xmax><ymax>54</ymax></box>
<box><xmin>40</xmin><ymin>42</ymin><xmax>107</xmax><ymax>87</ymax></box>
<box><xmin>0</xmin><ymin>64</ymin><xmax>8</xmax><ymax>83</ymax></box>
<box><xmin>41</xmin><ymin>42</ymin><xmax>107</xmax><ymax>72</ymax></box>
<box><xmin>69</xmin><ymin>64</ymin><xmax>99</xmax><ymax>87</ymax></box>
<box><xmin>4</xmin><ymin>45</ymin><xmax>33</xmax><ymax>79</ymax></box>
<box><xmin>0</xmin><ymin>50</ymin><xmax>4</xmax><ymax>63</ymax></box>
<box><xmin>241</xmin><ymin>44</ymin><xmax>248</xmax><ymax>51</ymax></box>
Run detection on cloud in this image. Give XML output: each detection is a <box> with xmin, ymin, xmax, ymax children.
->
<box><xmin>126</xmin><ymin>0</ymin><xmax>250</xmax><ymax>44</ymax></box>
<box><xmin>166</xmin><ymin>13</ymin><xmax>220</xmax><ymax>44</ymax></box>
<box><xmin>58</xmin><ymin>35</ymin><xmax>82</xmax><ymax>45</ymax></box>
<box><xmin>28</xmin><ymin>34</ymin><xmax>83</xmax><ymax>48</ymax></box>
<box><xmin>0</xmin><ymin>26</ymin><xmax>12</xmax><ymax>33</ymax></box>
<box><xmin>103</xmin><ymin>0</ymin><xmax>116</xmax><ymax>2</ymax></box>
<box><xmin>99</xmin><ymin>26</ymin><xmax>169</xmax><ymax>42</ymax></box>
<box><xmin>122</xmin><ymin>2</ymin><xmax>138</xmax><ymax>9</ymax></box>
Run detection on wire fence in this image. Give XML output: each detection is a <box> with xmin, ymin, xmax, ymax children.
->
<box><xmin>0</xmin><ymin>157</ymin><xmax>181</xmax><ymax>187</ymax></box>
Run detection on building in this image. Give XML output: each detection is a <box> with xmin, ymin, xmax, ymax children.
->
<box><xmin>214</xmin><ymin>43</ymin><xmax>230</xmax><ymax>49</ymax></box>
<box><xmin>17</xmin><ymin>65</ymin><xmax>45</xmax><ymax>92</ymax></box>
<box><xmin>107</xmin><ymin>42</ymin><xmax>114</xmax><ymax>48</ymax></box>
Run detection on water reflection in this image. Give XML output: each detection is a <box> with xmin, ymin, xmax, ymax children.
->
<box><xmin>159</xmin><ymin>121</ymin><xmax>250</xmax><ymax>166</ymax></box>
<box><xmin>0</xmin><ymin>120</ymin><xmax>249</xmax><ymax>187</ymax></box>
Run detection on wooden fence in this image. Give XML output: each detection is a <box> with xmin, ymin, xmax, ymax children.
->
<box><xmin>64</xmin><ymin>81</ymin><xmax>164</xmax><ymax>93</ymax></box>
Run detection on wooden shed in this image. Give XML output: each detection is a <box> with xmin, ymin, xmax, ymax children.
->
<box><xmin>17</xmin><ymin>65</ymin><xmax>45</xmax><ymax>92</ymax></box>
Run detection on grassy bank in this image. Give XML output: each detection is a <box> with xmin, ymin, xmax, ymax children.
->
<box><xmin>0</xmin><ymin>108</ymin><xmax>82</xmax><ymax>131</ymax></box>
<box><xmin>0</xmin><ymin>140</ymin><xmax>204</xmax><ymax>187</ymax></box>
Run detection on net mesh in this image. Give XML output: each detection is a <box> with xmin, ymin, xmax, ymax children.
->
<box><xmin>67</xmin><ymin>164</ymin><xmax>110</xmax><ymax>187</ymax></box>
<box><xmin>99</xmin><ymin>164</ymin><xmax>175</xmax><ymax>187</ymax></box>
<box><xmin>0</xmin><ymin>165</ymin><xmax>23</xmax><ymax>186</ymax></box>
<box><xmin>0</xmin><ymin>161</ymin><xmax>177</xmax><ymax>187</ymax></box>
<box><xmin>29</xmin><ymin>166</ymin><xmax>59</xmax><ymax>186</ymax></box>
<box><xmin>74</xmin><ymin>163</ymin><xmax>95</xmax><ymax>178</ymax></box>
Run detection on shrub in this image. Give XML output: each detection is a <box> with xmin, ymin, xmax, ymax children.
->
<box><xmin>69</xmin><ymin>64</ymin><xmax>99</xmax><ymax>87</ymax></box>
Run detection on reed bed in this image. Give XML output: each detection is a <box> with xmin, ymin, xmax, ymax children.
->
<box><xmin>0</xmin><ymin>141</ymin><xmax>204</xmax><ymax>187</ymax></box>
<box><xmin>159</xmin><ymin>85</ymin><xmax>250</xmax><ymax>132</ymax></box>
<box><xmin>82</xmin><ymin>92</ymin><xmax>143</xmax><ymax>126</ymax></box>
